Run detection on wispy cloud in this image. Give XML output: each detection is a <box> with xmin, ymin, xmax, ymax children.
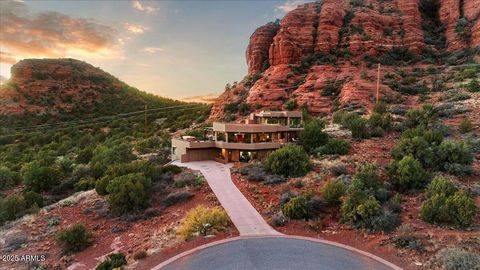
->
<box><xmin>124</xmin><ymin>23</ymin><xmax>149</xmax><ymax>34</ymax></box>
<box><xmin>275</xmin><ymin>0</ymin><xmax>305</xmax><ymax>13</ymax></box>
<box><xmin>0</xmin><ymin>1</ymin><xmax>121</xmax><ymax>63</ymax></box>
<box><xmin>0</xmin><ymin>51</ymin><xmax>17</xmax><ymax>64</ymax></box>
<box><xmin>181</xmin><ymin>92</ymin><xmax>221</xmax><ymax>103</ymax></box>
<box><xmin>141</xmin><ymin>47</ymin><xmax>164</xmax><ymax>54</ymax></box>
<box><xmin>131</xmin><ymin>1</ymin><xmax>158</xmax><ymax>14</ymax></box>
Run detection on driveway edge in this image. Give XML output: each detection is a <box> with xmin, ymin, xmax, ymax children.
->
<box><xmin>151</xmin><ymin>235</ymin><xmax>403</xmax><ymax>270</ymax></box>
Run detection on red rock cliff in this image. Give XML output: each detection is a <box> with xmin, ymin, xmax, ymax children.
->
<box><xmin>210</xmin><ymin>0</ymin><xmax>480</xmax><ymax>121</ymax></box>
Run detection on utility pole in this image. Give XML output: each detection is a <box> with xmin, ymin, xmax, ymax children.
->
<box><xmin>376</xmin><ymin>63</ymin><xmax>381</xmax><ymax>103</ymax></box>
<box><xmin>144</xmin><ymin>104</ymin><xmax>148</xmax><ymax>139</ymax></box>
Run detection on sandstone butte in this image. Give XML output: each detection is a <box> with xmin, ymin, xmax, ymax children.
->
<box><xmin>209</xmin><ymin>0</ymin><xmax>480</xmax><ymax>121</ymax></box>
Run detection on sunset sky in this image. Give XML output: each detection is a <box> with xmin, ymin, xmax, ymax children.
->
<box><xmin>0</xmin><ymin>0</ymin><xmax>306</xmax><ymax>102</ymax></box>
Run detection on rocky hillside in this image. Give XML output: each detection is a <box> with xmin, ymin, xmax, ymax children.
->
<box><xmin>0</xmin><ymin>59</ymin><xmax>189</xmax><ymax>124</ymax></box>
<box><xmin>210</xmin><ymin>0</ymin><xmax>480</xmax><ymax>120</ymax></box>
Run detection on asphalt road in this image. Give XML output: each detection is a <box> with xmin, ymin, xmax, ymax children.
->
<box><xmin>159</xmin><ymin>237</ymin><xmax>397</xmax><ymax>270</ymax></box>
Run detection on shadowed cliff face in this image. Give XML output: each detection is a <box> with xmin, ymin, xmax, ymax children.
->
<box><xmin>210</xmin><ymin>0</ymin><xmax>480</xmax><ymax>121</ymax></box>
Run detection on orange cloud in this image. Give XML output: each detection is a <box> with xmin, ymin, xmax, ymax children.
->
<box><xmin>0</xmin><ymin>1</ymin><xmax>118</xmax><ymax>61</ymax></box>
<box><xmin>132</xmin><ymin>1</ymin><xmax>158</xmax><ymax>14</ymax></box>
<box><xmin>124</xmin><ymin>23</ymin><xmax>149</xmax><ymax>34</ymax></box>
<box><xmin>0</xmin><ymin>51</ymin><xmax>17</xmax><ymax>64</ymax></box>
<box><xmin>181</xmin><ymin>92</ymin><xmax>221</xmax><ymax>103</ymax></box>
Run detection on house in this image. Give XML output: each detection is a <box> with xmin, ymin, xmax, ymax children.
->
<box><xmin>171</xmin><ymin>111</ymin><xmax>303</xmax><ymax>163</ymax></box>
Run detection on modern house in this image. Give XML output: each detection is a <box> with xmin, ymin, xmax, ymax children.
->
<box><xmin>171</xmin><ymin>111</ymin><xmax>303</xmax><ymax>163</ymax></box>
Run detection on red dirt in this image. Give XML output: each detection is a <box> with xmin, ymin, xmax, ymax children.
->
<box><xmin>2</xmin><ymin>170</ymin><xmax>238</xmax><ymax>270</ymax></box>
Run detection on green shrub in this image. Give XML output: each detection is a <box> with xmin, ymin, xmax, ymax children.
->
<box><xmin>91</xmin><ymin>143</ymin><xmax>136</xmax><ymax>177</ymax></box>
<box><xmin>298</xmin><ymin>119</ymin><xmax>329</xmax><ymax>153</ymax></box>
<box><xmin>177</xmin><ymin>206</ymin><xmax>229</xmax><ymax>240</ymax></box>
<box><xmin>465</xmin><ymin>78</ymin><xmax>480</xmax><ymax>92</ymax></box>
<box><xmin>95</xmin><ymin>175</ymin><xmax>112</xmax><ymax>196</ymax></box>
<box><xmin>284</xmin><ymin>99</ymin><xmax>298</xmax><ymax>110</ymax></box>
<box><xmin>368</xmin><ymin>112</ymin><xmax>392</xmax><ymax>131</ymax></box>
<box><xmin>0</xmin><ymin>166</ymin><xmax>21</xmax><ymax>190</ymax></box>
<box><xmin>438</xmin><ymin>248</ymin><xmax>480</xmax><ymax>270</ymax></box>
<box><xmin>421</xmin><ymin>178</ymin><xmax>476</xmax><ymax>228</ymax></box>
<box><xmin>458</xmin><ymin>118</ymin><xmax>475</xmax><ymax>133</ymax></box>
<box><xmin>351</xmin><ymin>163</ymin><xmax>381</xmax><ymax>191</ymax></box>
<box><xmin>264</xmin><ymin>145</ymin><xmax>311</xmax><ymax>177</ymax></box>
<box><xmin>387</xmin><ymin>156</ymin><xmax>429</xmax><ymax>192</ymax></box>
<box><xmin>22</xmin><ymin>162</ymin><xmax>61</xmax><ymax>192</ymax></box>
<box><xmin>282</xmin><ymin>195</ymin><xmax>311</xmax><ymax>219</ymax></box>
<box><xmin>56</xmin><ymin>224</ymin><xmax>93</xmax><ymax>253</ymax></box>
<box><xmin>349</xmin><ymin>117</ymin><xmax>370</xmax><ymax>139</ymax></box>
<box><xmin>23</xmin><ymin>191</ymin><xmax>43</xmax><ymax>208</ymax></box>
<box><xmin>0</xmin><ymin>195</ymin><xmax>27</xmax><ymax>225</ymax></box>
<box><xmin>322</xmin><ymin>180</ymin><xmax>346</xmax><ymax>204</ymax></box>
<box><xmin>438</xmin><ymin>140</ymin><xmax>473</xmax><ymax>173</ymax></box>
<box><xmin>404</xmin><ymin>104</ymin><xmax>438</xmax><ymax>129</ymax></box>
<box><xmin>341</xmin><ymin>192</ymin><xmax>379</xmax><ymax>225</ymax></box>
<box><xmin>74</xmin><ymin>177</ymin><xmax>97</xmax><ymax>191</ymax></box>
<box><xmin>106</xmin><ymin>173</ymin><xmax>152</xmax><ymax>216</ymax></box>
<box><xmin>425</xmin><ymin>177</ymin><xmax>456</xmax><ymax>198</ymax></box>
<box><xmin>95</xmin><ymin>253</ymin><xmax>127</xmax><ymax>270</ymax></box>
<box><xmin>316</xmin><ymin>139</ymin><xmax>350</xmax><ymax>155</ymax></box>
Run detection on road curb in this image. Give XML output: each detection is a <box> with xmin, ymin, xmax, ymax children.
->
<box><xmin>151</xmin><ymin>235</ymin><xmax>403</xmax><ymax>270</ymax></box>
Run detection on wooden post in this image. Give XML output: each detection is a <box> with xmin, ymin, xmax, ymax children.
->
<box><xmin>376</xmin><ymin>63</ymin><xmax>381</xmax><ymax>103</ymax></box>
<box><xmin>144</xmin><ymin>104</ymin><xmax>148</xmax><ymax>139</ymax></box>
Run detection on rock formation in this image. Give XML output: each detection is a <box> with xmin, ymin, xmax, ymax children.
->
<box><xmin>210</xmin><ymin>0</ymin><xmax>480</xmax><ymax>121</ymax></box>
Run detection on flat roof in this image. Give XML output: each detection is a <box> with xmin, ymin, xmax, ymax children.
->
<box><xmin>254</xmin><ymin>111</ymin><xmax>302</xmax><ymax>118</ymax></box>
<box><xmin>212</xmin><ymin>122</ymin><xmax>298</xmax><ymax>133</ymax></box>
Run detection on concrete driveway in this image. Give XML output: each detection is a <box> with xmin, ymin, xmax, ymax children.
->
<box><xmin>155</xmin><ymin>236</ymin><xmax>401</xmax><ymax>270</ymax></box>
<box><xmin>172</xmin><ymin>160</ymin><xmax>280</xmax><ymax>236</ymax></box>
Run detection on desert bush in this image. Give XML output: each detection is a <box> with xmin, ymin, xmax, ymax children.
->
<box><xmin>0</xmin><ymin>166</ymin><xmax>21</xmax><ymax>190</ymax></box>
<box><xmin>263</xmin><ymin>174</ymin><xmax>286</xmax><ymax>185</ymax></box>
<box><xmin>330</xmin><ymin>164</ymin><xmax>348</xmax><ymax>176</ymax></box>
<box><xmin>282</xmin><ymin>195</ymin><xmax>312</xmax><ymax>219</ymax></box>
<box><xmin>387</xmin><ymin>155</ymin><xmax>429</xmax><ymax>192</ymax></box>
<box><xmin>177</xmin><ymin>206</ymin><xmax>229</xmax><ymax>240</ymax></box>
<box><xmin>438</xmin><ymin>248</ymin><xmax>480</xmax><ymax>270</ymax></box>
<box><xmin>391</xmin><ymin>127</ymin><xmax>443</xmax><ymax>169</ymax></box>
<box><xmin>351</xmin><ymin>163</ymin><xmax>381</xmax><ymax>191</ymax></box>
<box><xmin>316</xmin><ymin>139</ymin><xmax>350</xmax><ymax>155</ymax></box>
<box><xmin>393</xmin><ymin>224</ymin><xmax>425</xmax><ymax>252</ymax></box>
<box><xmin>421</xmin><ymin>178</ymin><xmax>476</xmax><ymax>228</ymax></box>
<box><xmin>4</xmin><ymin>233</ymin><xmax>28</xmax><ymax>252</ymax></box>
<box><xmin>91</xmin><ymin>143</ymin><xmax>136</xmax><ymax>177</ymax></box>
<box><xmin>95</xmin><ymin>175</ymin><xmax>112</xmax><ymax>195</ymax></box>
<box><xmin>56</xmin><ymin>223</ymin><xmax>93</xmax><ymax>253</ymax></box>
<box><xmin>368</xmin><ymin>112</ymin><xmax>392</xmax><ymax>131</ymax></box>
<box><xmin>174</xmin><ymin>171</ymin><xmax>198</xmax><ymax>188</ymax></box>
<box><xmin>438</xmin><ymin>140</ymin><xmax>473</xmax><ymax>174</ymax></box>
<box><xmin>341</xmin><ymin>193</ymin><xmax>380</xmax><ymax>225</ymax></box>
<box><xmin>22</xmin><ymin>162</ymin><xmax>61</xmax><ymax>192</ymax></box>
<box><xmin>23</xmin><ymin>191</ymin><xmax>44</xmax><ymax>208</ymax></box>
<box><xmin>458</xmin><ymin>118</ymin><xmax>475</xmax><ymax>134</ymax></box>
<box><xmin>349</xmin><ymin>117</ymin><xmax>370</xmax><ymax>139</ymax></box>
<box><xmin>322</xmin><ymin>180</ymin><xmax>347</xmax><ymax>204</ymax></box>
<box><xmin>95</xmin><ymin>253</ymin><xmax>127</xmax><ymax>270</ymax></box>
<box><xmin>270</xmin><ymin>211</ymin><xmax>288</xmax><ymax>227</ymax></box>
<box><xmin>385</xmin><ymin>193</ymin><xmax>402</xmax><ymax>213</ymax></box>
<box><xmin>162</xmin><ymin>191</ymin><xmax>194</xmax><ymax>207</ymax></box>
<box><xmin>298</xmin><ymin>119</ymin><xmax>329</xmax><ymax>153</ymax></box>
<box><xmin>74</xmin><ymin>177</ymin><xmax>96</xmax><ymax>191</ymax></box>
<box><xmin>0</xmin><ymin>195</ymin><xmax>27</xmax><ymax>225</ymax></box>
<box><xmin>404</xmin><ymin>104</ymin><xmax>438</xmax><ymax>129</ymax></box>
<box><xmin>239</xmin><ymin>164</ymin><xmax>266</xmax><ymax>181</ymax></box>
<box><xmin>465</xmin><ymin>78</ymin><xmax>480</xmax><ymax>92</ymax></box>
<box><xmin>264</xmin><ymin>145</ymin><xmax>311</xmax><ymax>177</ymax></box>
<box><xmin>106</xmin><ymin>173</ymin><xmax>152</xmax><ymax>216</ymax></box>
